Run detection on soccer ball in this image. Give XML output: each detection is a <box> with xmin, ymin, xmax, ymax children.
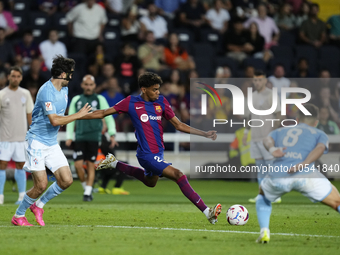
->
<box><xmin>226</xmin><ymin>204</ymin><xmax>249</xmax><ymax>226</ymax></box>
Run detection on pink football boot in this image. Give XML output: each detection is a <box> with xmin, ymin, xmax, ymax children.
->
<box><xmin>11</xmin><ymin>216</ymin><xmax>33</xmax><ymax>226</ymax></box>
<box><xmin>29</xmin><ymin>202</ymin><xmax>45</xmax><ymax>226</ymax></box>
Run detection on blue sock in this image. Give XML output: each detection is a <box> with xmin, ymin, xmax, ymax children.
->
<box><xmin>14</xmin><ymin>169</ymin><xmax>26</xmax><ymax>193</ymax></box>
<box><xmin>337</xmin><ymin>205</ymin><xmax>340</xmax><ymax>213</ymax></box>
<box><xmin>256</xmin><ymin>194</ymin><xmax>272</xmax><ymax>229</ymax></box>
<box><xmin>256</xmin><ymin>159</ymin><xmax>266</xmax><ymax>185</ymax></box>
<box><xmin>15</xmin><ymin>194</ymin><xmax>37</xmax><ymax>216</ymax></box>
<box><xmin>0</xmin><ymin>170</ymin><xmax>6</xmax><ymax>195</ymax></box>
<box><xmin>39</xmin><ymin>182</ymin><xmax>64</xmax><ymax>205</ymax></box>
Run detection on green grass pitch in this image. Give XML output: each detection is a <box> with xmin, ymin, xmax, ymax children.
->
<box><xmin>0</xmin><ymin>179</ymin><xmax>339</xmax><ymax>255</ymax></box>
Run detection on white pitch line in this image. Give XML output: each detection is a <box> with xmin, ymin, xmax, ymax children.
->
<box><xmin>1</xmin><ymin>224</ymin><xmax>339</xmax><ymax>238</ymax></box>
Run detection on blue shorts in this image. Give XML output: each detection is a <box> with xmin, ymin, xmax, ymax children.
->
<box><xmin>137</xmin><ymin>153</ymin><xmax>172</xmax><ymax>177</ymax></box>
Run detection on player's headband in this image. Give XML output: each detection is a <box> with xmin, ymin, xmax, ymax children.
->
<box><xmin>54</xmin><ymin>70</ymin><xmax>74</xmax><ymax>81</ymax></box>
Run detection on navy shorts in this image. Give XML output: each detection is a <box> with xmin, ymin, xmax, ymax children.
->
<box><xmin>137</xmin><ymin>153</ymin><xmax>172</xmax><ymax>177</ymax></box>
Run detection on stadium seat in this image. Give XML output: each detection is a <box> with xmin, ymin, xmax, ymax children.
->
<box><xmin>270</xmin><ymin>45</ymin><xmax>294</xmax><ymax>61</ymax></box>
<box><xmin>214</xmin><ymin>56</ymin><xmax>239</xmax><ymax>77</ymax></box>
<box><xmin>106</xmin><ymin>13</ymin><xmax>121</xmax><ymax>28</ymax></box>
<box><xmin>172</xmin><ymin>28</ymin><xmax>194</xmax><ymax>53</ymax></box>
<box><xmin>53</xmin><ymin>13</ymin><xmax>67</xmax><ymax>30</ymax></box>
<box><xmin>294</xmin><ymin>45</ymin><xmax>318</xmax><ymax>74</ymax></box>
<box><xmin>242</xmin><ymin>58</ymin><xmax>267</xmax><ymax>72</ymax></box>
<box><xmin>268</xmin><ymin>58</ymin><xmax>293</xmax><ymax>77</ymax></box>
<box><xmin>13</xmin><ymin>0</ymin><xmax>30</xmax><ymax>12</ymax></box>
<box><xmin>194</xmin><ymin>56</ymin><xmax>214</xmax><ymax>77</ymax></box>
<box><xmin>192</xmin><ymin>43</ymin><xmax>215</xmax><ymax>59</ymax></box>
<box><xmin>12</xmin><ymin>11</ymin><xmax>28</xmax><ymax>31</ymax></box>
<box><xmin>29</xmin><ymin>12</ymin><xmax>51</xmax><ymax>30</ymax></box>
<box><xmin>278</xmin><ymin>30</ymin><xmax>296</xmax><ymax>47</ymax></box>
<box><xmin>318</xmin><ymin>46</ymin><xmax>340</xmax><ymax>77</ymax></box>
<box><xmin>103</xmin><ymin>28</ymin><xmax>121</xmax><ymax>44</ymax></box>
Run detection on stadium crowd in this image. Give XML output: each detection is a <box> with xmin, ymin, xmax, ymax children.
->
<box><xmin>0</xmin><ymin>0</ymin><xmax>340</xmax><ymax>137</ymax></box>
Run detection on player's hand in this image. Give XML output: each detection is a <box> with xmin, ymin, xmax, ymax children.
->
<box><xmin>65</xmin><ymin>139</ymin><xmax>72</xmax><ymax>147</ymax></box>
<box><xmin>288</xmin><ymin>162</ymin><xmax>306</xmax><ymax>173</ymax></box>
<box><xmin>270</xmin><ymin>147</ymin><xmax>286</xmax><ymax>158</ymax></box>
<box><xmin>109</xmin><ymin>136</ymin><xmax>119</xmax><ymax>149</ymax></box>
<box><xmin>206</xmin><ymin>130</ymin><xmax>217</xmax><ymax>140</ymax></box>
<box><xmin>77</xmin><ymin>103</ymin><xmax>92</xmax><ymax>118</ymax></box>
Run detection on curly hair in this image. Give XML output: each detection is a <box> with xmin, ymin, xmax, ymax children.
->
<box><xmin>138</xmin><ymin>72</ymin><xmax>163</xmax><ymax>88</ymax></box>
<box><xmin>51</xmin><ymin>55</ymin><xmax>76</xmax><ymax>78</ymax></box>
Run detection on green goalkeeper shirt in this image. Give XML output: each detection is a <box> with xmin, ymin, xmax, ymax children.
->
<box><xmin>66</xmin><ymin>93</ymin><xmax>116</xmax><ymax>142</ymax></box>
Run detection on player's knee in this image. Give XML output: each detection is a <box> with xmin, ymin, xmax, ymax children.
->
<box><xmin>174</xmin><ymin>170</ymin><xmax>184</xmax><ymax>181</ymax></box>
<box><xmin>36</xmin><ymin>181</ymin><xmax>48</xmax><ymax>194</ymax></box>
<box><xmin>59</xmin><ymin>176</ymin><xmax>73</xmax><ymax>189</ymax></box>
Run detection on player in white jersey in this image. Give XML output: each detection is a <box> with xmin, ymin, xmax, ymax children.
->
<box><xmin>0</xmin><ymin>67</ymin><xmax>34</xmax><ymax>205</ymax></box>
<box><xmin>243</xmin><ymin>70</ymin><xmax>282</xmax><ymax>203</ymax></box>
<box><xmin>11</xmin><ymin>55</ymin><xmax>92</xmax><ymax>226</ymax></box>
<box><xmin>256</xmin><ymin>104</ymin><xmax>340</xmax><ymax>243</ymax></box>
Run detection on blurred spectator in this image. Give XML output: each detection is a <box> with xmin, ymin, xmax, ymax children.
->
<box><xmin>233</xmin><ymin>0</ymin><xmax>258</xmax><ymax>19</ymax></box>
<box><xmin>0</xmin><ymin>27</ymin><xmax>15</xmax><ymax>69</ymax></box>
<box><xmin>244</xmin><ymin>65</ymin><xmax>255</xmax><ymax>78</ymax></box>
<box><xmin>21</xmin><ymin>58</ymin><xmax>48</xmax><ymax>100</ymax></box>
<box><xmin>293</xmin><ymin>57</ymin><xmax>313</xmax><ymax>78</ymax></box>
<box><xmin>100</xmin><ymin>77</ymin><xmax>124</xmax><ymax>115</ymax></box>
<box><xmin>247</xmin><ymin>22</ymin><xmax>272</xmax><ymax>62</ymax></box>
<box><xmin>66</xmin><ymin>0</ymin><xmax>107</xmax><ymax>54</ymax></box>
<box><xmin>327</xmin><ymin>12</ymin><xmax>340</xmax><ymax>48</ymax></box>
<box><xmin>95</xmin><ymin>62</ymin><xmax>116</xmax><ymax>94</ymax></box>
<box><xmin>105</xmin><ymin>0</ymin><xmax>123</xmax><ymax>14</ymax></box>
<box><xmin>38</xmin><ymin>0</ymin><xmax>58</xmax><ymax>16</ymax></box>
<box><xmin>14</xmin><ymin>30</ymin><xmax>42</xmax><ymax>72</ymax></box>
<box><xmin>121</xmin><ymin>5</ymin><xmax>142</xmax><ymax>42</ymax></box>
<box><xmin>207</xmin><ymin>88</ymin><xmax>232</xmax><ymax>120</ymax></box>
<box><xmin>286</xmin><ymin>0</ymin><xmax>303</xmax><ymax>15</ymax></box>
<box><xmin>114</xmin><ymin>43</ymin><xmax>142</xmax><ymax>95</ymax></box>
<box><xmin>274</xmin><ymin>3</ymin><xmax>296</xmax><ymax>31</ymax></box>
<box><xmin>39</xmin><ymin>29</ymin><xmax>67</xmax><ymax>70</ymax></box>
<box><xmin>59</xmin><ymin>0</ymin><xmax>80</xmax><ymax>13</ymax></box>
<box><xmin>138</xmin><ymin>31</ymin><xmax>165</xmax><ymax>72</ymax></box>
<box><xmin>268</xmin><ymin>64</ymin><xmax>291</xmax><ymax>97</ymax></box>
<box><xmin>244</xmin><ymin>4</ymin><xmax>279</xmax><ymax>49</ymax></box>
<box><xmin>164</xmin><ymin>33</ymin><xmax>195</xmax><ymax>70</ymax></box>
<box><xmin>179</xmin><ymin>0</ymin><xmax>206</xmax><ymax>40</ymax></box>
<box><xmin>312</xmin><ymin>87</ymin><xmax>339</xmax><ymax>123</ymax></box>
<box><xmin>0</xmin><ymin>69</ymin><xmax>6</xmax><ymax>90</ymax></box>
<box><xmin>225</xmin><ymin>18</ymin><xmax>251</xmax><ymax>62</ymax></box>
<box><xmin>299</xmin><ymin>3</ymin><xmax>327</xmax><ymax>48</ymax></box>
<box><xmin>295</xmin><ymin>1</ymin><xmax>310</xmax><ymax>27</ymax></box>
<box><xmin>0</xmin><ymin>0</ymin><xmax>18</xmax><ymax>37</ymax></box>
<box><xmin>87</xmin><ymin>43</ymin><xmax>108</xmax><ymax>78</ymax></box>
<box><xmin>318</xmin><ymin>69</ymin><xmax>339</xmax><ymax>101</ymax></box>
<box><xmin>205</xmin><ymin>0</ymin><xmax>230</xmax><ymax>34</ymax></box>
<box><xmin>215</xmin><ymin>66</ymin><xmax>232</xmax><ymax>79</ymax></box>
<box><xmin>317</xmin><ymin>107</ymin><xmax>340</xmax><ymax>135</ymax></box>
<box><xmin>140</xmin><ymin>3</ymin><xmax>168</xmax><ymax>41</ymax></box>
<box><xmin>155</xmin><ymin>0</ymin><xmax>186</xmax><ymax>19</ymax></box>
<box><xmin>285</xmin><ymin>80</ymin><xmax>304</xmax><ymax>119</ymax></box>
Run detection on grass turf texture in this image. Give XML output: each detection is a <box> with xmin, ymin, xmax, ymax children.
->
<box><xmin>0</xmin><ymin>180</ymin><xmax>339</xmax><ymax>255</ymax></box>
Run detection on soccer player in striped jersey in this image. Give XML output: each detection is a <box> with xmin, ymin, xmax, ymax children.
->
<box><xmin>84</xmin><ymin>72</ymin><xmax>222</xmax><ymax>224</ymax></box>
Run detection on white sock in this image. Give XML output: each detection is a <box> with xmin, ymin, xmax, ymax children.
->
<box><xmin>18</xmin><ymin>192</ymin><xmax>25</xmax><ymax>201</ymax></box>
<box><xmin>35</xmin><ymin>198</ymin><xmax>45</xmax><ymax>209</ymax></box>
<box><xmin>110</xmin><ymin>160</ymin><xmax>118</xmax><ymax>168</ymax></box>
<box><xmin>14</xmin><ymin>214</ymin><xmax>25</xmax><ymax>218</ymax></box>
<box><xmin>0</xmin><ymin>194</ymin><xmax>4</xmax><ymax>204</ymax></box>
<box><xmin>81</xmin><ymin>182</ymin><xmax>86</xmax><ymax>190</ymax></box>
<box><xmin>203</xmin><ymin>207</ymin><xmax>210</xmax><ymax>218</ymax></box>
<box><xmin>84</xmin><ymin>186</ymin><xmax>92</xmax><ymax>196</ymax></box>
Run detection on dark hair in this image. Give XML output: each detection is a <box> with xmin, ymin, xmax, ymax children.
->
<box><xmin>298</xmin><ymin>57</ymin><xmax>308</xmax><ymax>64</ymax></box>
<box><xmin>51</xmin><ymin>54</ymin><xmax>75</xmax><ymax>78</ymax></box>
<box><xmin>254</xmin><ymin>69</ymin><xmax>266</xmax><ymax>77</ymax></box>
<box><xmin>0</xmin><ymin>27</ymin><xmax>5</xmax><ymax>33</ymax></box>
<box><xmin>138</xmin><ymin>72</ymin><xmax>162</xmax><ymax>88</ymax></box>
<box><xmin>9</xmin><ymin>66</ymin><xmax>23</xmax><ymax>76</ymax></box>
<box><xmin>297</xmin><ymin>103</ymin><xmax>319</xmax><ymax>121</ymax></box>
<box><xmin>311</xmin><ymin>3</ymin><xmax>319</xmax><ymax>10</ymax></box>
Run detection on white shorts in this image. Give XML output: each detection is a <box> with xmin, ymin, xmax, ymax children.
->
<box><xmin>23</xmin><ymin>139</ymin><xmax>69</xmax><ymax>173</ymax></box>
<box><xmin>250</xmin><ymin>141</ymin><xmax>274</xmax><ymax>161</ymax></box>
<box><xmin>0</xmin><ymin>141</ymin><xmax>26</xmax><ymax>162</ymax></box>
<box><xmin>261</xmin><ymin>172</ymin><xmax>332</xmax><ymax>203</ymax></box>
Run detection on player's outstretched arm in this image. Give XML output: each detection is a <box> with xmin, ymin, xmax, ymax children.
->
<box><xmin>48</xmin><ymin>103</ymin><xmax>92</xmax><ymax>126</ymax></box>
<box><xmin>169</xmin><ymin>116</ymin><xmax>217</xmax><ymax>140</ymax></box>
<box><xmin>288</xmin><ymin>143</ymin><xmax>326</xmax><ymax>173</ymax></box>
<box><xmin>263</xmin><ymin>136</ymin><xmax>286</xmax><ymax>158</ymax></box>
<box><xmin>80</xmin><ymin>106</ymin><xmax>117</xmax><ymax>120</ymax></box>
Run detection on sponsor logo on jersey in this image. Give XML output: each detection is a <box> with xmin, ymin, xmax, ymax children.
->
<box><xmin>284</xmin><ymin>151</ymin><xmax>302</xmax><ymax>160</ymax></box>
<box><xmin>155</xmin><ymin>105</ymin><xmax>162</xmax><ymax>113</ymax></box>
<box><xmin>140</xmin><ymin>114</ymin><xmax>162</xmax><ymax>122</ymax></box>
<box><xmin>45</xmin><ymin>102</ymin><xmax>53</xmax><ymax>111</ymax></box>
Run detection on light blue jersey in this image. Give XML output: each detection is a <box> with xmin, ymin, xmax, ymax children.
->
<box><xmin>26</xmin><ymin>80</ymin><xmax>68</xmax><ymax>146</ymax></box>
<box><xmin>269</xmin><ymin>123</ymin><xmax>329</xmax><ymax>177</ymax></box>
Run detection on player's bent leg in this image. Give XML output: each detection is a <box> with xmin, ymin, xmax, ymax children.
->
<box><xmin>74</xmin><ymin>160</ymin><xmax>86</xmax><ymax>190</ymax></box>
<box><xmin>249</xmin><ymin>158</ymin><xmax>265</xmax><ymax>203</ymax></box>
<box><xmin>163</xmin><ymin>166</ymin><xmax>222</xmax><ymax>224</ymax></box>
<box><xmin>13</xmin><ymin>170</ymin><xmax>47</xmax><ymax>226</ymax></box>
<box><xmin>321</xmin><ymin>184</ymin><xmax>340</xmax><ymax>213</ymax></box>
<box><xmin>256</xmin><ymin>187</ymin><xmax>271</xmax><ymax>244</ymax></box>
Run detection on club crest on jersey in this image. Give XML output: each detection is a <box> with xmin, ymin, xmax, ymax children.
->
<box><xmin>45</xmin><ymin>102</ymin><xmax>53</xmax><ymax>111</ymax></box>
<box><xmin>21</xmin><ymin>96</ymin><xmax>26</xmax><ymax>104</ymax></box>
<box><xmin>155</xmin><ymin>105</ymin><xmax>162</xmax><ymax>113</ymax></box>
<box><xmin>33</xmin><ymin>158</ymin><xmax>38</xmax><ymax>165</ymax></box>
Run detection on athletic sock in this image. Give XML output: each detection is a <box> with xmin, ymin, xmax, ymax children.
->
<box><xmin>14</xmin><ymin>169</ymin><xmax>26</xmax><ymax>200</ymax></box>
<box><xmin>337</xmin><ymin>205</ymin><xmax>340</xmax><ymax>213</ymax></box>
<box><xmin>84</xmin><ymin>185</ymin><xmax>92</xmax><ymax>196</ymax></box>
<box><xmin>36</xmin><ymin>182</ymin><xmax>64</xmax><ymax>209</ymax></box>
<box><xmin>116</xmin><ymin>161</ymin><xmax>151</xmax><ymax>186</ymax></box>
<box><xmin>0</xmin><ymin>170</ymin><xmax>6</xmax><ymax>195</ymax></box>
<box><xmin>81</xmin><ymin>181</ymin><xmax>86</xmax><ymax>190</ymax></box>
<box><xmin>256</xmin><ymin>159</ymin><xmax>266</xmax><ymax>185</ymax></box>
<box><xmin>15</xmin><ymin>194</ymin><xmax>37</xmax><ymax>216</ymax></box>
<box><xmin>256</xmin><ymin>194</ymin><xmax>272</xmax><ymax>229</ymax></box>
<box><xmin>177</xmin><ymin>175</ymin><xmax>207</xmax><ymax>212</ymax></box>
<box><xmin>110</xmin><ymin>159</ymin><xmax>118</xmax><ymax>168</ymax></box>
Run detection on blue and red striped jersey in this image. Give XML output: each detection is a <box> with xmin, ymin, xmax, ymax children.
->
<box><xmin>114</xmin><ymin>95</ymin><xmax>175</xmax><ymax>156</ymax></box>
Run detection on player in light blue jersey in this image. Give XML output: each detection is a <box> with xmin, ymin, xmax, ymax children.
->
<box><xmin>256</xmin><ymin>103</ymin><xmax>340</xmax><ymax>243</ymax></box>
<box><xmin>12</xmin><ymin>55</ymin><xmax>92</xmax><ymax>226</ymax></box>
